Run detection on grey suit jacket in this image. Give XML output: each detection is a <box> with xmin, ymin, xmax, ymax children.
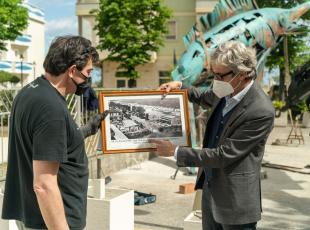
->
<box><xmin>177</xmin><ymin>83</ymin><xmax>275</xmax><ymax>225</ymax></box>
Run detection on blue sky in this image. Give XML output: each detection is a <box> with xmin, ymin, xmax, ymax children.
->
<box><xmin>27</xmin><ymin>0</ymin><xmax>102</xmax><ymax>84</ymax></box>
<box><xmin>28</xmin><ymin>0</ymin><xmax>78</xmax><ymax>53</ymax></box>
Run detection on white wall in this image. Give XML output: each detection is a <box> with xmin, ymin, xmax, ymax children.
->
<box><xmin>26</xmin><ymin>17</ymin><xmax>45</xmax><ymax>81</ymax></box>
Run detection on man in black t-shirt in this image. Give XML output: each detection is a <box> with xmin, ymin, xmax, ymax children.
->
<box><xmin>2</xmin><ymin>36</ymin><xmax>106</xmax><ymax>230</ymax></box>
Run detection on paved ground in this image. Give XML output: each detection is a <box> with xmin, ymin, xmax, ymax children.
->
<box><xmin>259</xmin><ymin>126</ymin><xmax>310</xmax><ymax>230</ymax></box>
<box><xmin>106</xmin><ymin>126</ymin><xmax>310</xmax><ymax>230</ymax></box>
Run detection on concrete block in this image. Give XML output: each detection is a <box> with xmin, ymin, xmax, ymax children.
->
<box><xmin>192</xmin><ymin>190</ymin><xmax>202</xmax><ymax>211</ymax></box>
<box><xmin>179</xmin><ymin>183</ymin><xmax>195</xmax><ymax>194</ymax></box>
<box><xmin>1</xmin><ymin>186</ymin><xmax>134</xmax><ymax>230</ymax></box>
<box><xmin>86</xmin><ymin>188</ymin><xmax>134</xmax><ymax>230</ymax></box>
<box><xmin>184</xmin><ymin>211</ymin><xmax>202</xmax><ymax>230</ymax></box>
<box><xmin>88</xmin><ymin>178</ymin><xmax>105</xmax><ymax>199</ymax></box>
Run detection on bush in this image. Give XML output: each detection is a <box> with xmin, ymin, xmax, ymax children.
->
<box><xmin>0</xmin><ymin>71</ymin><xmax>20</xmax><ymax>83</ymax></box>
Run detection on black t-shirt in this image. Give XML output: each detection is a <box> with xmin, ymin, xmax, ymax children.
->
<box><xmin>2</xmin><ymin>76</ymin><xmax>88</xmax><ymax>230</ymax></box>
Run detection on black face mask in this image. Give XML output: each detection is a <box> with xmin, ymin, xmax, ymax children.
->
<box><xmin>72</xmin><ymin>78</ymin><xmax>89</xmax><ymax>96</ymax></box>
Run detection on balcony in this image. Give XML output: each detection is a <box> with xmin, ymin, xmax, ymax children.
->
<box><xmin>23</xmin><ymin>3</ymin><xmax>45</xmax><ymax>23</ymax></box>
<box><xmin>11</xmin><ymin>35</ymin><xmax>32</xmax><ymax>47</ymax></box>
<box><xmin>0</xmin><ymin>61</ymin><xmax>12</xmax><ymax>72</ymax></box>
<box><xmin>15</xmin><ymin>62</ymin><xmax>33</xmax><ymax>74</ymax></box>
<box><xmin>0</xmin><ymin>60</ymin><xmax>33</xmax><ymax>75</ymax></box>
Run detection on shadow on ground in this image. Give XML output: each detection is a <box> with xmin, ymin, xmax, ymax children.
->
<box><xmin>150</xmin><ymin>156</ymin><xmax>188</xmax><ymax>173</ymax></box>
<box><xmin>259</xmin><ymin>168</ymin><xmax>310</xmax><ymax>229</ymax></box>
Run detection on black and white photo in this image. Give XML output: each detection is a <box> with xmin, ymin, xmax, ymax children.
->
<box><xmin>99</xmin><ymin>90</ymin><xmax>191</xmax><ymax>154</ymax></box>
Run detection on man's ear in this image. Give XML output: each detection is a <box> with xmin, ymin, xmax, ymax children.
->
<box><xmin>67</xmin><ymin>65</ymin><xmax>76</xmax><ymax>78</ymax></box>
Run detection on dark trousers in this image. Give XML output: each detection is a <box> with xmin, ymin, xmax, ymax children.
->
<box><xmin>202</xmin><ymin>183</ymin><xmax>257</xmax><ymax>230</ymax></box>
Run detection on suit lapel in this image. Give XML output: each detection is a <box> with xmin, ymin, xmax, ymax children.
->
<box><xmin>196</xmin><ymin>97</ymin><xmax>220</xmax><ymax>188</ymax></box>
<box><xmin>206</xmin><ymin>98</ymin><xmax>221</xmax><ymax>124</ymax></box>
<box><xmin>220</xmin><ymin>83</ymin><xmax>258</xmax><ymax>140</ymax></box>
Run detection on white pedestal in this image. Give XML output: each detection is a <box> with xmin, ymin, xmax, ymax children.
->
<box><xmin>184</xmin><ymin>211</ymin><xmax>202</xmax><ymax>230</ymax></box>
<box><xmin>1</xmin><ymin>179</ymin><xmax>134</xmax><ymax>230</ymax></box>
<box><xmin>88</xmin><ymin>179</ymin><xmax>106</xmax><ymax>199</ymax></box>
<box><xmin>86</xmin><ymin>187</ymin><xmax>134</xmax><ymax>230</ymax></box>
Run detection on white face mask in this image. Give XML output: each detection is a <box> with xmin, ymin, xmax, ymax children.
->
<box><xmin>212</xmin><ymin>73</ymin><xmax>240</xmax><ymax>98</ymax></box>
<box><xmin>212</xmin><ymin>80</ymin><xmax>234</xmax><ymax>98</ymax></box>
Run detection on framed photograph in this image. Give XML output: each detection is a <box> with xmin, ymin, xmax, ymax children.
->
<box><xmin>99</xmin><ymin>90</ymin><xmax>191</xmax><ymax>154</ymax></box>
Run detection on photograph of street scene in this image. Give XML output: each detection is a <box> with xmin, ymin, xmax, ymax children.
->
<box><xmin>107</xmin><ymin>97</ymin><xmax>183</xmax><ymax>141</ymax></box>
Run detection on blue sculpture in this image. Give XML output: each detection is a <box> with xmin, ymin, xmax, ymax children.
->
<box><xmin>172</xmin><ymin>0</ymin><xmax>310</xmax><ymax>88</ymax></box>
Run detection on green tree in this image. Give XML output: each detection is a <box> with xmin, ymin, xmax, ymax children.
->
<box><xmin>93</xmin><ymin>0</ymin><xmax>172</xmax><ymax>79</ymax></box>
<box><xmin>256</xmin><ymin>0</ymin><xmax>310</xmax><ymax>100</ymax></box>
<box><xmin>0</xmin><ymin>0</ymin><xmax>28</xmax><ymax>51</ymax></box>
<box><xmin>0</xmin><ymin>71</ymin><xmax>20</xmax><ymax>83</ymax></box>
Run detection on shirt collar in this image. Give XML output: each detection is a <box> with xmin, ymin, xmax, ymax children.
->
<box><xmin>226</xmin><ymin>80</ymin><xmax>254</xmax><ymax>102</ymax></box>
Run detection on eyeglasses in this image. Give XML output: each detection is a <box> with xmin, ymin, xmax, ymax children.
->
<box><xmin>75</xmin><ymin>68</ymin><xmax>91</xmax><ymax>82</ymax></box>
<box><xmin>211</xmin><ymin>70</ymin><xmax>234</xmax><ymax>81</ymax></box>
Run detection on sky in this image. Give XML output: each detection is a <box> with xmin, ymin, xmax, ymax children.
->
<box><xmin>26</xmin><ymin>0</ymin><xmax>103</xmax><ymax>84</ymax></box>
<box><xmin>28</xmin><ymin>0</ymin><xmax>78</xmax><ymax>53</ymax></box>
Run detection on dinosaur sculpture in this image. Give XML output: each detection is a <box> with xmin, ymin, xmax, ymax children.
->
<box><xmin>172</xmin><ymin>0</ymin><xmax>310</xmax><ymax>88</ymax></box>
<box><xmin>287</xmin><ymin>60</ymin><xmax>310</xmax><ymax>109</ymax></box>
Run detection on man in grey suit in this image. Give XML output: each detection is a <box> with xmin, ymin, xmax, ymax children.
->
<box><xmin>149</xmin><ymin>41</ymin><xmax>275</xmax><ymax>230</ymax></box>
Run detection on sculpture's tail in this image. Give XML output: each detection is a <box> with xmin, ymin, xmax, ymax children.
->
<box><xmin>288</xmin><ymin>2</ymin><xmax>310</xmax><ymax>21</ymax></box>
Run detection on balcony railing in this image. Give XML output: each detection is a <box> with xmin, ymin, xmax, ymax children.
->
<box><xmin>12</xmin><ymin>35</ymin><xmax>32</xmax><ymax>47</ymax></box>
<box><xmin>0</xmin><ymin>61</ymin><xmax>33</xmax><ymax>75</ymax></box>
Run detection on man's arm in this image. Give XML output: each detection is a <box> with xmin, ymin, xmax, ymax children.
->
<box><xmin>33</xmin><ymin>160</ymin><xmax>69</xmax><ymax>230</ymax></box>
<box><xmin>185</xmin><ymin>86</ymin><xmax>216</xmax><ymax>108</ymax></box>
<box><xmin>158</xmin><ymin>81</ymin><xmax>216</xmax><ymax>108</ymax></box>
<box><xmin>176</xmin><ymin>115</ymin><xmax>274</xmax><ymax>168</ymax></box>
<box><xmin>80</xmin><ymin>110</ymin><xmax>110</xmax><ymax>138</ymax></box>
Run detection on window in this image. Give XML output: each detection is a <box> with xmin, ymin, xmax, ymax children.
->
<box><xmin>166</xmin><ymin>21</ymin><xmax>177</xmax><ymax>40</ymax></box>
<box><xmin>128</xmin><ymin>79</ymin><xmax>137</xmax><ymax>88</ymax></box>
<box><xmin>159</xmin><ymin>71</ymin><xmax>171</xmax><ymax>86</ymax></box>
<box><xmin>116</xmin><ymin>80</ymin><xmax>126</xmax><ymax>88</ymax></box>
<box><xmin>116</xmin><ymin>79</ymin><xmax>137</xmax><ymax>88</ymax></box>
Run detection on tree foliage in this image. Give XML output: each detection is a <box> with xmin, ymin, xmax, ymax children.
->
<box><xmin>0</xmin><ymin>71</ymin><xmax>20</xmax><ymax>83</ymax></box>
<box><xmin>93</xmin><ymin>0</ymin><xmax>172</xmax><ymax>79</ymax></box>
<box><xmin>0</xmin><ymin>0</ymin><xmax>28</xmax><ymax>51</ymax></box>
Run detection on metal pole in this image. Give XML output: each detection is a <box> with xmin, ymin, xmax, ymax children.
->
<box><xmin>20</xmin><ymin>54</ymin><xmax>24</xmax><ymax>87</ymax></box>
<box><xmin>283</xmin><ymin>35</ymin><xmax>290</xmax><ymax>100</ymax></box>
<box><xmin>33</xmin><ymin>61</ymin><xmax>36</xmax><ymax>81</ymax></box>
<box><xmin>97</xmin><ymin>158</ymin><xmax>101</xmax><ymax>179</ymax></box>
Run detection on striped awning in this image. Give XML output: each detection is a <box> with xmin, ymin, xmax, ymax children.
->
<box><xmin>0</xmin><ymin>61</ymin><xmax>12</xmax><ymax>71</ymax></box>
<box><xmin>15</xmin><ymin>62</ymin><xmax>33</xmax><ymax>74</ymax></box>
<box><xmin>13</xmin><ymin>35</ymin><xmax>32</xmax><ymax>46</ymax></box>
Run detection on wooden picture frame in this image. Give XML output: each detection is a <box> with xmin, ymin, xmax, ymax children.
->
<box><xmin>99</xmin><ymin>90</ymin><xmax>191</xmax><ymax>154</ymax></box>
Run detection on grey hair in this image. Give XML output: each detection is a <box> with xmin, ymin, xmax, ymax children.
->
<box><xmin>211</xmin><ymin>41</ymin><xmax>257</xmax><ymax>79</ymax></box>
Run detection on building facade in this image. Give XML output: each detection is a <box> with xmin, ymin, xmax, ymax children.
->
<box><xmin>76</xmin><ymin>0</ymin><xmax>218</xmax><ymax>89</ymax></box>
<box><xmin>0</xmin><ymin>1</ymin><xmax>45</xmax><ymax>88</ymax></box>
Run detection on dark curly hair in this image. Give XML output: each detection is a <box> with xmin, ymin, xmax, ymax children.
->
<box><xmin>43</xmin><ymin>35</ymin><xmax>99</xmax><ymax>76</ymax></box>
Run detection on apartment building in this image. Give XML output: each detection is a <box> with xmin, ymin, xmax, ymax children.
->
<box><xmin>0</xmin><ymin>1</ymin><xmax>45</xmax><ymax>87</ymax></box>
<box><xmin>76</xmin><ymin>0</ymin><xmax>218</xmax><ymax>89</ymax></box>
